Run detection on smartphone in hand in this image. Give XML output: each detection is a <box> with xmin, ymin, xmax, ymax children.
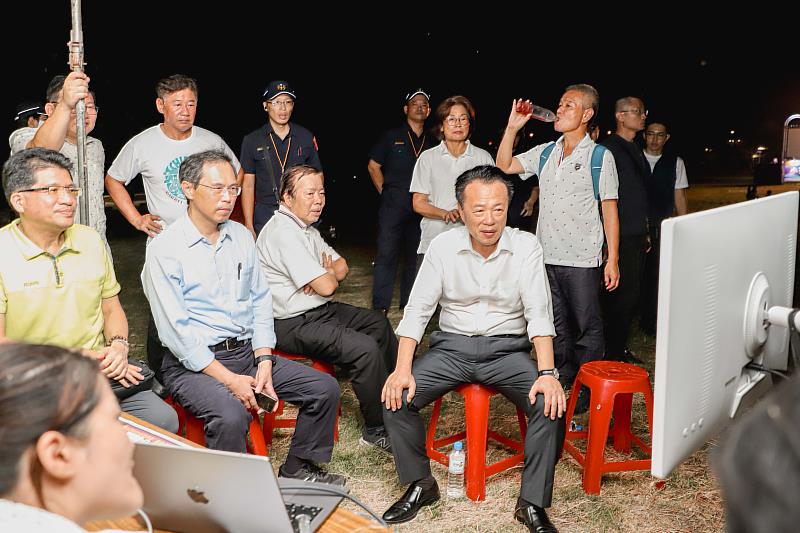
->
<box><xmin>254</xmin><ymin>390</ymin><xmax>278</xmax><ymax>412</ymax></box>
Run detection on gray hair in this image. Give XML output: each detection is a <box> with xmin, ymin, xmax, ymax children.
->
<box><xmin>565</xmin><ymin>83</ymin><xmax>600</xmax><ymax>126</ymax></box>
<box><xmin>178</xmin><ymin>150</ymin><xmax>233</xmax><ymax>188</ymax></box>
<box><xmin>2</xmin><ymin>148</ymin><xmax>73</xmax><ymax>205</ymax></box>
<box><xmin>454</xmin><ymin>165</ymin><xmax>514</xmax><ymax>207</ymax></box>
<box><xmin>156</xmin><ymin>74</ymin><xmax>198</xmax><ymax>101</ymax></box>
<box><xmin>615</xmin><ymin>96</ymin><xmax>644</xmax><ymax>113</ymax></box>
<box><xmin>280</xmin><ymin>164</ymin><xmax>323</xmax><ymax>201</ymax></box>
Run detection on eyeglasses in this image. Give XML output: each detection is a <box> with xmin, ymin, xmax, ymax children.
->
<box><xmin>196</xmin><ymin>184</ymin><xmax>242</xmax><ymax>197</ymax></box>
<box><xmin>621</xmin><ymin>109</ymin><xmax>648</xmax><ymax>117</ymax></box>
<box><xmin>445</xmin><ymin>115</ymin><xmax>470</xmax><ymax>126</ymax></box>
<box><xmin>644</xmin><ymin>131</ymin><xmax>668</xmax><ymax>138</ymax></box>
<box><xmin>50</xmin><ymin>102</ymin><xmax>100</xmax><ymax>115</ymax></box>
<box><xmin>18</xmin><ymin>186</ymin><xmax>82</xmax><ymax>197</ymax></box>
<box><xmin>268</xmin><ymin>100</ymin><xmax>295</xmax><ymax>109</ymax></box>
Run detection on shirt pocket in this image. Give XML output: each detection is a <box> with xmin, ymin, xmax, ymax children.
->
<box><xmin>237</xmin><ymin>266</ymin><xmax>254</xmax><ymax>301</ymax></box>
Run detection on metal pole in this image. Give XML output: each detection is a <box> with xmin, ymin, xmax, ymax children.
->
<box><xmin>68</xmin><ymin>0</ymin><xmax>89</xmax><ymax>226</ymax></box>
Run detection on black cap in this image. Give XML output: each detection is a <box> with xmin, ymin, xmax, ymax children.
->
<box><xmin>14</xmin><ymin>100</ymin><xmax>45</xmax><ymax>122</ymax></box>
<box><xmin>262</xmin><ymin>80</ymin><xmax>295</xmax><ymax>101</ymax></box>
<box><xmin>405</xmin><ymin>88</ymin><xmax>430</xmax><ymax>103</ymax></box>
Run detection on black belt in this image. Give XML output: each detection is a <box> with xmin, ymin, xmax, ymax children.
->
<box><xmin>209</xmin><ymin>338</ymin><xmax>251</xmax><ymax>352</ymax></box>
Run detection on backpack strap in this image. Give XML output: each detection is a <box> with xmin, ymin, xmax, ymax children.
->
<box><xmin>539</xmin><ymin>142</ymin><xmax>556</xmax><ymax>175</ymax></box>
<box><xmin>590</xmin><ymin>144</ymin><xmax>607</xmax><ymax>200</ymax></box>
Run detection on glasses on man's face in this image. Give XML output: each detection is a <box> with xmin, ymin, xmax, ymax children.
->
<box><xmin>644</xmin><ymin>131</ymin><xmax>667</xmax><ymax>138</ymax></box>
<box><xmin>196</xmin><ymin>184</ymin><xmax>242</xmax><ymax>197</ymax></box>
<box><xmin>269</xmin><ymin>100</ymin><xmax>294</xmax><ymax>110</ymax></box>
<box><xmin>445</xmin><ymin>115</ymin><xmax>470</xmax><ymax>127</ymax></box>
<box><xmin>621</xmin><ymin>109</ymin><xmax>648</xmax><ymax>117</ymax></box>
<box><xmin>18</xmin><ymin>186</ymin><xmax>82</xmax><ymax>197</ymax></box>
<box><xmin>51</xmin><ymin>102</ymin><xmax>100</xmax><ymax>115</ymax></box>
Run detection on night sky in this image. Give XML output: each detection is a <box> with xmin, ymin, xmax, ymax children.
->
<box><xmin>5</xmin><ymin>4</ymin><xmax>800</xmax><ymax>228</ymax></box>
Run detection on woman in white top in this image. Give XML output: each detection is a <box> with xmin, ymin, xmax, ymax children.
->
<box><xmin>0</xmin><ymin>343</ymin><xmax>143</xmax><ymax>532</ymax></box>
<box><xmin>409</xmin><ymin>95</ymin><xmax>495</xmax><ymax>256</ymax></box>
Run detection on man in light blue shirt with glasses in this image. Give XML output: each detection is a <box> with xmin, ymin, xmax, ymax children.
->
<box><xmin>142</xmin><ymin>150</ymin><xmax>344</xmax><ymax>485</ymax></box>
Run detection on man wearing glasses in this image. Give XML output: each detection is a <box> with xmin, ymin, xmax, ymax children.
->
<box><xmin>142</xmin><ymin>152</ymin><xmax>343</xmax><ymax>484</ymax></box>
<box><xmin>0</xmin><ymin>148</ymin><xmax>178</xmax><ymax>432</ymax></box>
<box><xmin>599</xmin><ymin>97</ymin><xmax>650</xmax><ymax>365</ymax></box>
<box><xmin>13</xmin><ymin>72</ymin><xmax>108</xmax><ymax>246</ymax></box>
<box><xmin>640</xmin><ymin>121</ymin><xmax>689</xmax><ymax>335</ymax></box>
<box><xmin>240</xmin><ymin>80</ymin><xmax>321</xmax><ymax>237</ymax></box>
<box><xmin>367</xmin><ymin>88</ymin><xmax>434</xmax><ymax>315</ymax></box>
<box><xmin>410</xmin><ymin>95</ymin><xmax>494</xmax><ymax>262</ymax></box>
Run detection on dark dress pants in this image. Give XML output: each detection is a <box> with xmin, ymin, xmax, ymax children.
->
<box><xmin>161</xmin><ymin>342</ymin><xmax>339</xmax><ymax>459</ymax></box>
<box><xmin>602</xmin><ymin>234</ymin><xmax>647</xmax><ymax>358</ymax></box>
<box><xmin>274</xmin><ymin>302</ymin><xmax>397</xmax><ymax>430</ymax></box>
<box><xmin>546</xmin><ymin>264</ymin><xmax>605</xmax><ymax>389</ymax></box>
<box><xmin>372</xmin><ymin>188</ymin><xmax>421</xmax><ymax>310</ymax></box>
<box><xmin>383</xmin><ymin>332</ymin><xmax>563</xmax><ymax>508</ymax></box>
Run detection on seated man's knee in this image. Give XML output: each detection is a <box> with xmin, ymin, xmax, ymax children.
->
<box><xmin>154</xmin><ymin>403</ymin><xmax>180</xmax><ymax>434</ymax></box>
<box><xmin>319</xmin><ymin>373</ymin><xmax>341</xmax><ymax>404</ymax></box>
<box><xmin>214</xmin><ymin>396</ymin><xmax>251</xmax><ymax>433</ymax></box>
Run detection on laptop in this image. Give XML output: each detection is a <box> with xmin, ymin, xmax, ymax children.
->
<box><xmin>132</xmin><ymin>442</ymin><xmax>345</xmax><ymax>533</ymax></box>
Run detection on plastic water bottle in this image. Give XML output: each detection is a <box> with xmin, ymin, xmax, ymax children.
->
<box><xmin>447</xmin><ymin>441</ymin><xmax>465</xmax><ymax>499</ymax></box>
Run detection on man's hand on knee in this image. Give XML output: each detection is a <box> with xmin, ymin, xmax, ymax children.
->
<box><xmin>529</xmin><ymin>376</ymin><xmax>566</xmax><ymax>421</ymax></box>
<box><xmin>381</xmin><ymin>370</ymin><xmax>416</xmax><ymax>411</ymax></box>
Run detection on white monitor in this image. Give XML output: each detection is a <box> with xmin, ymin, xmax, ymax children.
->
<box><xmin>651</xmin><ymin>191</ymin><xmax>798</xmax><ymax>479</ymax></box>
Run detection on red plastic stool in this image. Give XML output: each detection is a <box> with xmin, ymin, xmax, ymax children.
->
<box><xmin>164</xmin><ymin>396</ymin><xmax>268</xmax><ymax>456</ymax></box>
<box><xmin>426</xmin><ymin>384</ymin><xmax>527</xmax><ymax>501</ymax></box>
<box><xmin>562</xmin><ymin>361</ymin><xmax>654</xmax><ymax>494</ymax></box>
<box><xmin>262</xmin><ymin>350</ymin><xmax>340</xmax><ymax>451</ymax></box>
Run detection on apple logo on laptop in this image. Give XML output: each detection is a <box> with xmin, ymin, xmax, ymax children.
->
<box><xmin>187</xmin><ymin>487</ymin><xmax>209</xmax><ymax>504</ymax></box>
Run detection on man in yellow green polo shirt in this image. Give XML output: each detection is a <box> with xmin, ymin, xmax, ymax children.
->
<box><xmin>0</xmin><ymin>148</ymin><xmax>177</xmax><ymax>431</ymax></box>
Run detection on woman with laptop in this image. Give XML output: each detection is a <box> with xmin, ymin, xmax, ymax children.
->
<box><xmin>0</xmin><ymin>343</ymin><xmax>144</xmax><ymax>531</ymax></box>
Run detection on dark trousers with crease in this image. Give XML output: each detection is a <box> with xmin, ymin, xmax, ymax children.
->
<box><xmin>546</xmin><ymin>264</ymin><xmax>605</xmax><ymax>389</ymax></box>
<box><xmin>372</xmin><ymin>188</ymin><xmax>421</xmax><ymax>310</ymax></box>
<box><xmin>274</xmin><ymin>302</ymin><xmax>397</xmax><ymax>430</ymax></box>
<box><xmin>383</xmin><ymin>331</ymin><xmax>563</xmax><ymax>508</ymax></box>
<box><xmin>602</xmin><ymin>234</ymin><xmax>647</xmax><ymax>358</ymax></box>
<box><xmin>161</xmin><ymin>342</ymin><xmax>339</xmax><ymax>459</ymax></box>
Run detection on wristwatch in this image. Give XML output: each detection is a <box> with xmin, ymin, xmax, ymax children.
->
<box><xmin>255</xmin><ymin>354</ymin><xmax>276</xmax><ymax>365</ymax></box>
<box><xmin>538</xmin><ymin>368</ymin><xmax>559</xmax><ymax>380</ymax></box>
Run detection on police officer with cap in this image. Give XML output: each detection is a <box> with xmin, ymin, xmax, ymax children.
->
<box><xmin>240</xmin><ymin>80</ymin><xmax>321</xmax><ymax>237</ymax></box>
<box><xmin>367</xmin><ymin>88</ymin><xmax>433</xmax><ymax>314</ymax></box>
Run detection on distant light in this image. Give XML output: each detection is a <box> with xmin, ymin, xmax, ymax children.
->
<box><xmin>487</xmin><ymin>141</ymin><xmax>494</xmax><ymax>146</ymax></box>
<box><xmin>528</xmin><ymin>133</ymin><xmax>534</xmax><ymax>138</ymax></box>
<box><xmin>737</xmin><ymin>139</ymin><xmax>742</xmax><ymax>143</ymax></box>
<box><xmin>353</xmin><ymin>175</ymin><xmax>357</xmax><ymax>180</ymax></box>
<box><xmin>752</xmin><ymin>154</ymin><xmax>759</xmax><ymax>159</ymax></box>
<box><xmin>606</xmin><ymin>130</ymin><xmax>612</xmax><ymax>135</ymax></box>
<box><xmin>757</xmin><ymin>146</ymin><xmax>767</xmax><ymax>152</ymax></box>
<box><xmin>730</xmin><ymin>130</ymin><xmax>735</xmax><ymax>135</ymax></box>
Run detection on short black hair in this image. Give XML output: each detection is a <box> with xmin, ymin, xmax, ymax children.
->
<box><xmin>454</xmin><ymin>165</ymin><xmax>514</xmax><ymax>207</ymax></box>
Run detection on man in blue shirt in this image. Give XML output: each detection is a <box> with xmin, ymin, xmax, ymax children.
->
<box><xmin>142</xmin><ymin>150</ymin><xmax>343</xmax><ymax>485</ymax></box>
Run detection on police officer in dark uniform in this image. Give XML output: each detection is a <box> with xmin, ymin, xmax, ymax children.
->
<box><xmin>368</xmin><ymin>88</ymin><xmax>434</xmax><ymax>314</ymax></box>
<box><xmin>240</xmin><ymin>80</ymin><xmax>321</xmax><ymax>237</ymax></box>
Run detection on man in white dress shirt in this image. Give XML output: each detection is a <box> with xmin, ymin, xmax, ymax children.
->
<box><xmin>381</xmin><ymin>165</ymin><xmax>565</xmax><ymax>532</ymax></box>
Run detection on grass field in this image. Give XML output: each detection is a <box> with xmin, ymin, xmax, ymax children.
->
<box><xmin>110</xmin><ymin>183</ymin><xmax>798</xmax><ymax>532</ymax></box>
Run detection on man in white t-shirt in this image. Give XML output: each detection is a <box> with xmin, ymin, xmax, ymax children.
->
<box><xmin>640</xmin><ymin>121</ymin><xmax>689</xmax><ymax>335</ymax></box>
<box><xmin>104</xmin><ymin>74</ymin><xmax>240</xmax><ymax>238</ymax></box>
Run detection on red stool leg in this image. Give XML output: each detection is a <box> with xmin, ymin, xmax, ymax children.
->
<box><xmin>463</xmin><ymin>386</ymin><xmax>491</xmax><ymax>501</ymax></box>
<box><xmin>184</xmin><ymin>414</ymin><xmax>206</xmax><ymax>446</ymax></box>
<box><xmin>248</xmin><ymin>412</ymin><xmax>268</xmax><ymax>456</ymax></box>
<box><xmin>582</xmin><ymin>390</ymin><xmax>615</xmax><ymax>495</ymax></box>
<box><xmin>426</xmin><ymin>399</ymin><xmax>447</xmax><ymax>465</ymax></box>
<box><xmin>611</xmin><ymin>393</ymin><xmax>633</xmax><ymax>453</ymax></box>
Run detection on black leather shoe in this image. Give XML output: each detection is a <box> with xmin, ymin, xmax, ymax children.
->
<box><xmin>382</xmin><ymin>479</ymin><xmax>440</xmax><ymax>524</ymax></box>
<box><xmin>514</xmin><ymin>504</ymin><xmax>558</xmax><ymax>533</ymax></box>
